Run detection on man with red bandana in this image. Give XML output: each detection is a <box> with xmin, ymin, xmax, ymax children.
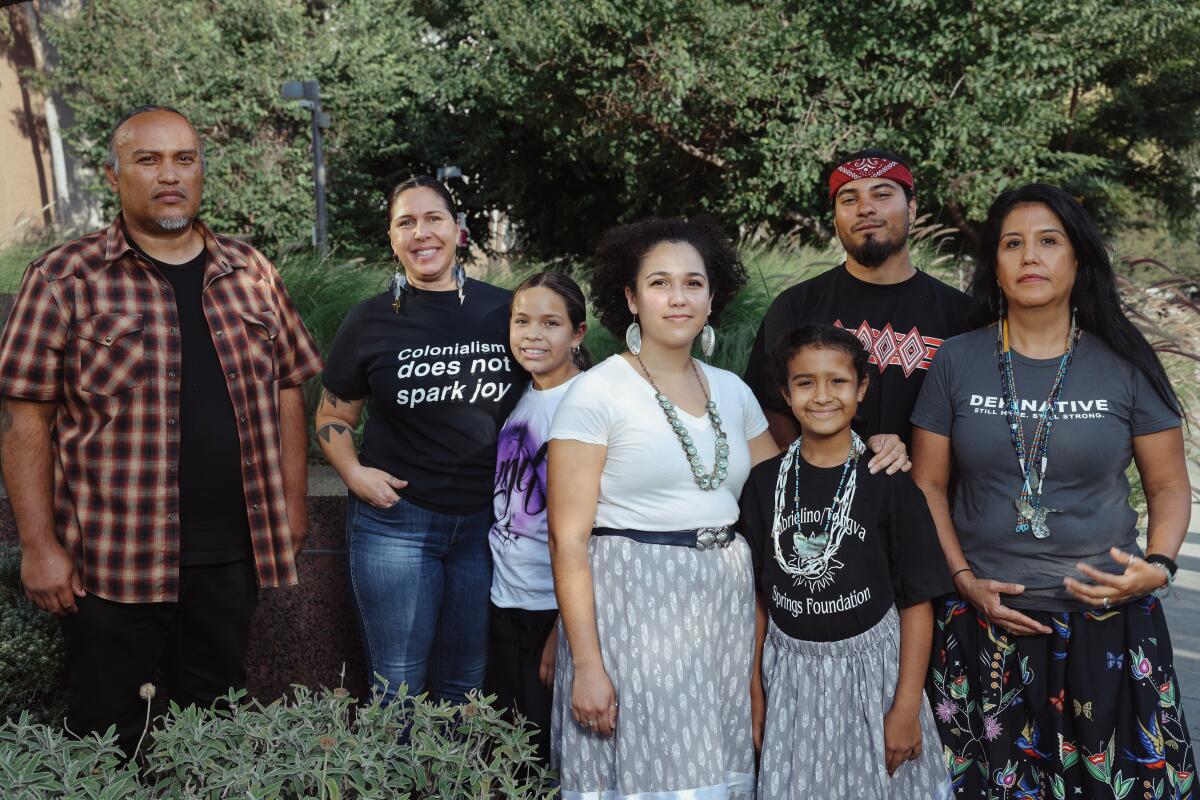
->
<box><xmin>743</xmin><ymin>148</ymin><xmax>969</xmax><ymax>463</ymax></box>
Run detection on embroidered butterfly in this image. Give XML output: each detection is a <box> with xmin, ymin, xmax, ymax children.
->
<box><xmin>1105</xmin><ymin>651</ymin><xmax>1125</xmax><ymax>671</ymax></box>
<box><xmin>1073</xmin><ymin>699</ymin><xmax>1093</xmax><ymax>720</ymax></box>
<box><xmin>1049</xmin><ymin>689</ymin><xmax>1065</xmax><ymax>712</ymax></box>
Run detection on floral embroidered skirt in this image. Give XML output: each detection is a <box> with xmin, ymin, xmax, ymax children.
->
<box><xmin>927</xmin><ymin>594</ymin><xmax>1195</xmax><ymax>800</ymax></box>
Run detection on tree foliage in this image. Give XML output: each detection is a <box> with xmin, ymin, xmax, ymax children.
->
<box><xmin>37</xmin><ymin>0</ymin><xmax>1200</xmax><ymax>256</ymax></box>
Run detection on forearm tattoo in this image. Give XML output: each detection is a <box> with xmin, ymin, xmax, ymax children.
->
<box><xmin>322</xmin><ymin>390</ymin><xmax>345</xmax><ymax>408</ymax></box>
<box><xmin>316</xmin><ymin>422</ymin><xmax>351</xmax><ymax>444</ymax></box>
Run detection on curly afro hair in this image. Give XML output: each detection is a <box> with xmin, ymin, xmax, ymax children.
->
<box><xmin>589</xmin><ymin>216</ymin><xmax>748</xmax><ymax>337</ymax></box>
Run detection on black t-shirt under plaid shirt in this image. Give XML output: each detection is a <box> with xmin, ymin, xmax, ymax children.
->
<box><xmin>0</xmin><ymin>217</ymin><xmax>324</xmax><ymax>602</ymax></box>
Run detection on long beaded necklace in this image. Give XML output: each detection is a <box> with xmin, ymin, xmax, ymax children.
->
<box><xmin>996</xmin><ymin>311</ymin><xmax>1080</xmax><ymax>539</ymax></box>
<box><xmin>634</xmin><ymin>354</ymin><xmax>730</xmax><ymax>491</ymax></box>
<box><xmin>771</xmin><ymin>432</ymin><xmax>865</xmax><ymax>589</ymax></box>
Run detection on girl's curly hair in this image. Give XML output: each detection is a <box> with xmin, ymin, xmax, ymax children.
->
<box><xmin>589</xmin><ymin>216</ymin><xmax>748</xmax><ymax>337</ymax></box>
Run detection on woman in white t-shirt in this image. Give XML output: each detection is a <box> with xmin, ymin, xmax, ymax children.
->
<box><xmin>548</xmin><ymin>217</ymin><xmax>779</xmax><ymax>800</ymax></box>
<box><xmin>485</xmin><ymin>271</ymin><xmax>589</xmax><ymax>763</ymax></box>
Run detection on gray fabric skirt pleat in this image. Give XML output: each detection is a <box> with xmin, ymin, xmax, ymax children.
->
<box><xmin>551</xmin><ymin>534</ymin><xmax>758</xmax><ymax>800</ymax></box>
<box><xmin>758</xmin><ymin>607</ymin><xmax>953</xmax><ymax>800</ymax></box>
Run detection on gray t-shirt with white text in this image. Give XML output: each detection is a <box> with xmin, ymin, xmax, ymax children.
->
<box><xmin>911</xmin><ymin>326</ymin><xmax>1180</xmax><ymax>611</ymax></box>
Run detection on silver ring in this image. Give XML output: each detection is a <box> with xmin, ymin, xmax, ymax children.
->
<box><xmin>1128</xmin><ymin>552</ymin><xmax>1137</xmax><ymax>566</ymax></box>
<box><xmin>609</xmin><ymin>703</ymin><xmax>619</xmax><ymax>709</ymax></box>
<box><xmin>1102</xmin><ymin>597</ymin><xmax>1110</xmax><ymax>610</ymax></box>
<box><xmin>586</xmin><ymin>719</ymin><xmax>597</xmax><ymax>728</ymax></box>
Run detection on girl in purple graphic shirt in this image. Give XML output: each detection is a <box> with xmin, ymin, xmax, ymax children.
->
<box><xmin>485</xmin><ymin>271</ymin><xmax>589</xmax><ymax>761</ymax></box>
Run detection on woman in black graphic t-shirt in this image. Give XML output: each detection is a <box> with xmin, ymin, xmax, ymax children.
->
<box><xmin>316</xmin><ymin>176</ymin><xmax>522</xmax><ymax>704</ymax></box>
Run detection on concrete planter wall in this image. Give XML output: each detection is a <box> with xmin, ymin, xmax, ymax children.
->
<box><xmin>0</xmin><ymin>492</ymin><xmax>370</xmax><ymax>702</ymax></box>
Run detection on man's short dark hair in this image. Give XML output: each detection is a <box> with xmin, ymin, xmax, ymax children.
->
<box><xmin>106</xmin><ymin>104</ymin><xmax>206</xmax><ymax>175</ymax></box>
<box><xmin>826</xmin><ymin>147</ymin><xmax>914</xmax><ymax>205</ymax></box>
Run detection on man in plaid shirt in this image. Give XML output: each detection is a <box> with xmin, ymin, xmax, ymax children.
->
<box><xmin>0</xmin><ymin>105</ymin><xmax>323</xmax><ymax>752</ymax></box>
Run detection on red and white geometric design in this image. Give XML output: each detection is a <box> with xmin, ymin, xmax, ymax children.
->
<box><xmin>835</xmin><ymin>319</ymin><xmax>944</xmax><ymax>376</ymax></box>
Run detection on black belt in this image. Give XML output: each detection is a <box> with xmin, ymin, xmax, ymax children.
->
<box><xmin>592</xmin><ymin>526</ymin><xmax>737</xmax><ymax>551</ymax></box>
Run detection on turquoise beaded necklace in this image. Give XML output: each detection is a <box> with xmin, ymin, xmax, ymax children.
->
<box><xmin>634</xmin><ymin>353</ymin><xmax>730</xmax><ymax>491</ymax></box>
<box><xmin>996</xmin><ymin>311</ymin><xmax>1080</xmax><ymax>539</ymax></box>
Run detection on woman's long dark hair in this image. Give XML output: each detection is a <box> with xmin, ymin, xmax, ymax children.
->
<box><xmin>968</xmin><ymin>183</ymin><xmax>1180</xmax><ymax>414</ymax></box>
<box><xmin>511</xmin><ymin>271</ymin><xmax>592</xmax><ymax>370</ymax></box>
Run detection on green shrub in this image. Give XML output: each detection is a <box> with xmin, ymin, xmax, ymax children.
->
<box><xmin>0</xmin><ymin>714</ymin><xmax>147</xmax><ymax>800</ymax></box>
<box><xmin>0</xmin><ymin>686</ymin><xmax>557</xmax><ymax>799</ymax></box>
<box><xmin>0</xmin><ymin>548</ymin><xmax>66</xmax><ymax>726</ymax></box>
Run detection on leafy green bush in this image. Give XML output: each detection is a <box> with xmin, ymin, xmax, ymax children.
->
<box><xmin>0</xmin><ymin>548</ymin><xmax>66</xmax><ymax>726</ymax></box>
<box><xmin>0</xmin><ymin>686</ymin><xmax>557</xmax><ymax>799</ymax></box>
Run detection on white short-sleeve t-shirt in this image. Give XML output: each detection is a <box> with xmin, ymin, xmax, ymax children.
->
<box><xmin>549</xmin><ymin>355</ymin><xmax>769</xmax><ymax>530</ymax></box>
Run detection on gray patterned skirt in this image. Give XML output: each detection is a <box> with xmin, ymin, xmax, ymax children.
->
<box><xmin>551</xmin><ymin>534</ymin><xmax>757</xmax><ymax>799</ymax></box>
<box><xmin>759</xmin><ymin>608</ymin><xmax>953</xmax><ymax>800</ymax></box>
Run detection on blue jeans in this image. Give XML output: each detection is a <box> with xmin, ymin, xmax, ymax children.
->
<box><xmin>346</xmin><ymin>493</ymin><xmax>493</xmax><ymax>705</ymax></box>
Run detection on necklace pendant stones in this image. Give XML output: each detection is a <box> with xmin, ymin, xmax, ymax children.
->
<box><xmin>1031</xmin><ymin>516</ymin><xmax>1051</xmax><ymax>539</ymax></box>
<box><xmin>1014</xmin><ymin>496</ymin><xmax>1036</xmax><ymax>520</ymax></box>
<box><xmin>794</xmin><ymin>530</ymin><xmax>827</xmax><ymax>559</ymax></box>
<box><xmin>698</xmin><ymin>475</ymin><xmax>712</xmax><ymax>490</ymax></box>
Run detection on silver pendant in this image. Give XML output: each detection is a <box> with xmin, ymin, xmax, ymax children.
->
<box><xmin>794</xmin><ymin>530</ymin><xmax>827</xmax><ymax>559</ymax></box>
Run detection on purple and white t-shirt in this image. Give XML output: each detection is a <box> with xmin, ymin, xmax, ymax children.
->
<box><xmin>489</xmin><ymin>374</ymin><xmax>578</xmax><ymax>610</ymax></box>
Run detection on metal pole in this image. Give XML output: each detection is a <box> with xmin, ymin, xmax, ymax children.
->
<box><xmin>306</xmin><ymin>82</ymin><xmax>329</xmax><ymax>258</ymax></box>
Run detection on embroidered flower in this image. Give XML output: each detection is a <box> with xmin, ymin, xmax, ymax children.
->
<box><xmin>935</xmin><ymin>699</ymin><xmax>959</xmax><ymax>724</ymax></box>
<box><xmin>983</xmin><ymin>715</ymin><xmax>1003</xmax><ymax>742</ymax></box>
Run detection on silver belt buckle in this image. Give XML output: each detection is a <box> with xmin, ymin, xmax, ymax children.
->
<box><xmin>695</xmin><ymin>526</ymin><xmax>733</xmax><ymax>551</ymax></box>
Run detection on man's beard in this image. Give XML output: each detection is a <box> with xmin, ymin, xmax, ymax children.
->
<box><xmin>155</xmin><ymin>215</ymin><xmax>192</xmax><ymax>232</ymax></box>
<box><xmin>840</xmin><ymin>219</ymin><xmax>909</xmax><ymax>268</ymax></box>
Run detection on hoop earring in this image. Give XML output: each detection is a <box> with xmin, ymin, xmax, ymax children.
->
<box><xmin>700</xmin><ymin>324</ymin><xmax>716</xmax><ymax>359</ymax></box>
<box><xmin>625</xmin><ymin>319</ymin><xmax>642</xmax><ymax>355</ymax></box>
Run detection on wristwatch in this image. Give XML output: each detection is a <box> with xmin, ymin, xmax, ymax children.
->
<box><xmin>1145</xmin><ymin>553</ymin><xmax>1178</xmax><ymax>598</ymax></box>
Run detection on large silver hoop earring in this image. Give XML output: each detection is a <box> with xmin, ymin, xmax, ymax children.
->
<box><xmin>625</xmin><ymin>319</ymin><xmax>642</xmax><ymax>355</ymax></box>
<box><xmin>700</xmin><ymin>324</ymin><xmax>716</xmax><ymax>359</ymax></box>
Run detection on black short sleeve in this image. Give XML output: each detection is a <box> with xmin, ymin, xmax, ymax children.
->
<box><xmin>738</xmin><ymin>459</ymin><xmax>776</xmax><ymax>583</ymax></box>
<box><xmin>321</xmin><ymin>302</ymin><xmax>368</xmax><ymax>401</ymax></box>
<box><xmin>886</xmin><ymin>473</ymin><xmax>952</xmax><ymax>607</ymax></box>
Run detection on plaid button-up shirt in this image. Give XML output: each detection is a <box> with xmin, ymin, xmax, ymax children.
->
<box><xmin>0</xmin><ymin>217</ymin><xmax>323</xmax><ymax>602</ymax></box>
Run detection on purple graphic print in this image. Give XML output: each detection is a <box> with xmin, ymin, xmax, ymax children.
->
<box><xmin>492</xmin><ymin>422</ymin><xmax>549</xmax><ymax>546</ymax></box>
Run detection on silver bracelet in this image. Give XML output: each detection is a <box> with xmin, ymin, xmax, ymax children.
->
<box><xmin>1150</xmin><ymin>561</ymin><xmax>1175</xmax><ymax>599</ymax></box>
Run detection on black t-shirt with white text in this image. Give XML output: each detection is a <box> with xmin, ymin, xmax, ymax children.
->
<box><xmin>322</xmin><ymin>280</ymin><xmax>524</xmax><ymax>514</ymax></box>
<box><xmin>739</xmin><ymin>451</ymin><xmax>951</xmax><ymax>642</ymax></box>
<box><xmin>743</xmin><ymin>264</ymin><xmax>969</xmax><ymax>445</ymax></box>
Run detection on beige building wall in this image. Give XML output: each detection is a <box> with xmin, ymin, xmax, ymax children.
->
<box><xmin>0</xmin><ymin>11</ymin><xmax>53</xmax><ymax>242</ymax></box>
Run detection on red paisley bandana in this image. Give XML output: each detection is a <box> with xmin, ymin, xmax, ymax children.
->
<box><xmin>828</xmin><ymin>157</ymin><xmax>914</xmax><ymax>199</ymax></box>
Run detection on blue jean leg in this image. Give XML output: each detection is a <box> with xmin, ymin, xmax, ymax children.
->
<box><xmin>346</xmin><ymin>494</ymin><xmax>492</xmax><ymax>704</ymax></box>
<box><xmin>427</xmin><ymin>507</ymin><xmax>493</xmax><ymax>704</ymax></box>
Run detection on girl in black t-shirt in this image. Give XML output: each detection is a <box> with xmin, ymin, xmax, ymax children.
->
<box><xmin>739</xmin><ymin>326</ymin><xmax>952</xmax><ymax>799</ymax></box>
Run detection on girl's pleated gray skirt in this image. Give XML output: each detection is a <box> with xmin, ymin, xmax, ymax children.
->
<box><xmin>551</xmin><ymin>534</ymin><xmax>757</xmax><ymax>800</ymax></box>
<box><xmin>759</xmin><ymin>608</ymin><xmax>952</xmax><ymax>800</ymax></box>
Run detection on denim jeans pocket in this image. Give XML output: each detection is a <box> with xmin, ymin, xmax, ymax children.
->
<box><xmin>348</xmin><ymin>493</ymin><xmax>446</xmax><ymax>541</ymax></box>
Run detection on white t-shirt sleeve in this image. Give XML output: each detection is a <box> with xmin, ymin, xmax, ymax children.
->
<box><xmin>739</xmin><ymin>376</ymin><xmax>770</xmax><ymax>440</ymax></box>
<box><xmin>549</xmin><ymin>371</ymin><xmax>612</xmax><ymax>446</ymax></box>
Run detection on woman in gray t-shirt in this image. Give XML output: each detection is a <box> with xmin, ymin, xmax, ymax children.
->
<box><xmin>911</xmin><ymin>183</ymin><xmax>1192</xmax><ymax>799</ymax></box>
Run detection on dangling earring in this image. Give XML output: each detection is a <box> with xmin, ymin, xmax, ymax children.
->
<box><xmin>391</xmin><ymin>260</ymin><xmax>408</xmax><ymax>315</ymax></box>
<box><xmin>701</xmin><ymin>324</ymin><xmax>716</xmax><ymax>359</ymax></box>
<box><xmin>625</xmin><ymin>317</ymin><xmax>642</xmax><ymax>355</ymax></box>
<box><xmin>453</xmin><ymin>263</ymin><xmax>467</xmax><ymax>305</ymax></box>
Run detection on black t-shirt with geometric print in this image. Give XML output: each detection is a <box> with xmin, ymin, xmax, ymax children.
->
<box><xmin>743</xmin><ymin>264</ymin><xmax>970</xmax><ymax>446</ymax></box>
